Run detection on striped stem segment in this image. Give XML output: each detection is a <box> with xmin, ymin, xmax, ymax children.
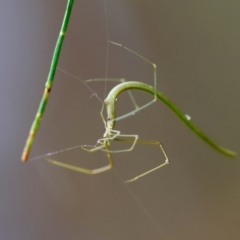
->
<box><xmin>22</xmin><ymin>0</ymin><xmax>75</xmax><ymax>161</ymax></box>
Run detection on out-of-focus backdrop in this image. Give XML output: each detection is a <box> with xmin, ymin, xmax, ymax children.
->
<box><xmin>1</xmin><ymin>1</ymin><xmax>239</xmax><ymax>239</ymax></box>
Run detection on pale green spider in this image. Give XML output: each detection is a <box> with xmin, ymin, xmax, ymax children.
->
<box><xmin>45</xmin><ymin>40</ymin><xmax>170</xmax><ymax>183</ymax></box>
<box><xmin>22</xmin><ymin>0</ymin><xmax>236</xmax><ymax>182</ymax></box>
<box><xmin>46</xmin><ymin>39</ymin><xmax>236</xmax><ymax>182</ymax></box>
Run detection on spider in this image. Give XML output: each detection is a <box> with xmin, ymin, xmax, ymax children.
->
<box><xmin>22</xmin><ymin>0</ymin><xmax>236</xmax><ymax>183</ymax></box>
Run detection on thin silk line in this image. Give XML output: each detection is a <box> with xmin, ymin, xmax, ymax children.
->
<box><xmin>57</xmin><ymin>67</ymin><xmax>103</xmax><ymax>103</ymax></box>
<box><xmin>113</xmin><ymin>168</ymin><xmax>169</xmax><ymax>240</ymax></box>
<box><xmin>103</xmin><ymin>2</ymin><xmax>169</xmax><ymax>239</ymax></box>
<box><xmin>28</xmin><ymin>145</ymin><xmax>83</xmax><ymax>162</ymax></box>
<box><xmin>104</xmin><ymin>0</ymin><xmax>110</xmax><ymax>100</ymax></box>
<box><xmin>103</xmin><ymin>0</ymin><xmax>159</xmax><ymax>230</ymax></box>
<box><xmin>28</xmin><ymin>142</ymin><xmax>102</xmax><ymax>162</ymax></box>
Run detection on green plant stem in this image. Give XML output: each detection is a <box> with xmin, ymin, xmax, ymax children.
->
<box><xmin>22</xmin><ymin>0</ymin><xmax>75</xmax><ymax>161</ymax></box>
<box><xmin>104</xmin><ymin>81</ymin><xmax>237</xmax><ymax>158</ymax></box>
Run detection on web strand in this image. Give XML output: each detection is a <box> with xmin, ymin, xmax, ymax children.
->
<box><xmin>57</xmin><ymin>67</ymin><xmax>104</xmax><ymax>104</ymax></box>
<box><xmin>103</xmin><ymin>1</ymin><xmax>169</xmax><ymax>239</ymax></box>
<box><xmin>104</xmin><ymin>0</ymin><xmax>110</xmax><ymax>100</ymax></box>
<box><xmin>113</xmin><ymin>168</ymin><xmax>169</xmax><ymax>240</ymax></box>
<box><xmin>28</xmin><ymin>144</ymin><xmax>83</xmax><ymax>162</ymax></box>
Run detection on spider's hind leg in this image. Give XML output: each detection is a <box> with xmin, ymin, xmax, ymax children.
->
<box><xmin>114</xmin><ymin>138</ymin><xmax>169</xmax><ymax>182</ymax></box>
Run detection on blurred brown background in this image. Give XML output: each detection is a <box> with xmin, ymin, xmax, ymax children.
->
<box><xmin>0</xmin><ymin>0</ymin><xmax>239</xmax><ymax>239</ymax></box>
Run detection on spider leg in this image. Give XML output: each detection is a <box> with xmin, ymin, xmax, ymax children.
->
<box><xmin>87</xmin><ymin>129</ymin><xmax>139</xmax><ymax>154</ymax></box>
<box><xmin>45</xmin><ymin>143</ymin><xmax>114</xmax><ymax>175</ymax></box>
<box><xmin>105</xmin><ymin>133</ymin><xmax>139</xmax><ymax>153</ymax></box>
<box><xmin>113</xmin><ymin>138</ymin><xmax>169</xmax><ymax>182</ymax></box>
<box><xmin>108</xmin><ymin>41</ymin><xmax>157</xmax><ymax>122</ymax></box>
